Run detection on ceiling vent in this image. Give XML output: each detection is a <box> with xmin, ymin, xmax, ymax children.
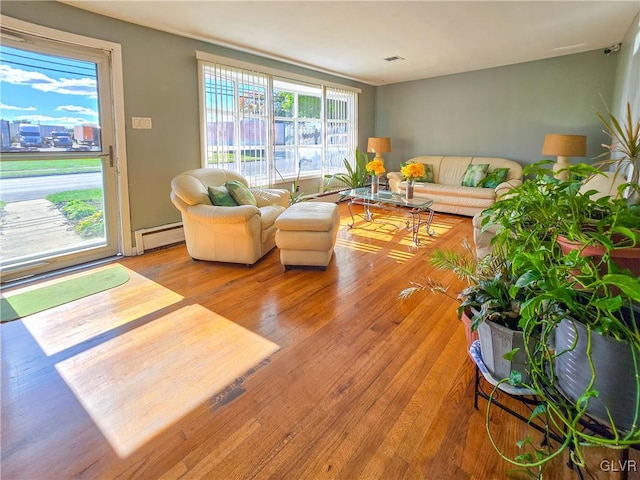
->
<box><xmin>384</xmin><ymin>55</ymin><xmax>405</xmax><ymax>62</ymax></box>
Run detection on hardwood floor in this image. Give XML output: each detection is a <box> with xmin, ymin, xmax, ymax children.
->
<box><xmin>1</xmin><ymin>203</ymin><xmax>637</xmax><ymax>480</ymax></box>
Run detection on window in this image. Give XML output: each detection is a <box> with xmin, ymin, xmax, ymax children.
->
<box><xmin>199</xmin><ymin>53</ymin><xmax>358</xmax><ymax>187</ymax></box>
<box><xmin>273</xmin><ymin>80</ymin><xmax>322</xmax><ymax>178</ymax></box>
<box><xmin>202</xmin><ymin>63</ymin><xmax>269</xmax><ymax>184</ymax></box>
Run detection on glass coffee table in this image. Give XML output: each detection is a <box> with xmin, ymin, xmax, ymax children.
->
<box><xmin>345</xmin><ymin>188</ymin><xmax>435</xmax><ymax>245</ymax></box>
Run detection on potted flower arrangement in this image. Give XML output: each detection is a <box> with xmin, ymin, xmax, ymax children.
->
<box><xmin>400</xmin><ymin>161</ymin><xmax>426</xmax><ymax>200</ymax></box>
<box><xmin>365</xmin><ymin>158</ymin><xmax>386</xmax><ymax>195</ymax></box>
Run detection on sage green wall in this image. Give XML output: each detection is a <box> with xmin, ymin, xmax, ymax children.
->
<box><xmin>1</xmin><ymin>1</ymin><xmax>375</xmax><ymax>235</ymax></box>
<box><xmin>375</xmin><ymin>50</ymin><xmax>618</xmax><ymax>170</ymax></box>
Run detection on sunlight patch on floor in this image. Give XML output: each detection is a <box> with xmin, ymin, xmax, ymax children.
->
<box><xmin>387</xmin><ymin>249</ymin><xmax>416</xmax><ymax>263</ymax></box>
<box><xmin>54</xmin><ymin>304</ymin><xmax>280</xmax><ymax>458</ymax></box>
<box><xmin>335</xmin><ymin>237</ymin><xmax>383</xmax><ymax>254</ymax></box>
<box><xmin>22</xmin><ymin>266</ymin><xmax>183</xmax><ymax>356</ymax></box>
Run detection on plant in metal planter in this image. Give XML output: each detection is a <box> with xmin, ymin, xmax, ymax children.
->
<box><xmin>509</xmin><ymin>244</ymin><xmax>640</xmax><ymax>472</ymax></box>
<box><xmin>399</xmin><ymin>242</ymin><xmax>529</xmax><ymax>381</ymax></box>
<box><xmin>458</xmin><ymin>267</ymin><xmax>531</xmax><ymax>384</ymax></box>
<box><xmin>555</xmin><ymin>304</ymin><xmax>640</xmax><ymax>433</ymax></box>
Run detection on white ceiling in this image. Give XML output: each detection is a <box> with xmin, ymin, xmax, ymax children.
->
<box><xmin>60</xmin><ymin>1</ymin><xmax>640</xmax><ymax>86</ymax></box>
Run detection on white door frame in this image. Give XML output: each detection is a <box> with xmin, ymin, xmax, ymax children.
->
<box><xmin>1</xmin><ymin>15</ymin><xmax>133</xmax><ymax>258</ymax></box>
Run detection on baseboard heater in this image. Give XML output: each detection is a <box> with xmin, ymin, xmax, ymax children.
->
<box><xmin>134</xmin><ymin>222</ymin><xmax>184</xmax><ymax>255</ymax></box>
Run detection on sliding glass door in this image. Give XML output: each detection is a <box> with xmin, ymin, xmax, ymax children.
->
<box><xmin>0</xmin><ymin>30</ymin><xmax>119</xmax><ymax>282</ymax></box>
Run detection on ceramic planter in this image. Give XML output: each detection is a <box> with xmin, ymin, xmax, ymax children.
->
<box><xmin>477</xmin><ymin>320</ymin><xmax>531</xmax><ymax>383</ymax></box>
<box><xmin>461</xmin><ymin>309</ymin><xmax>479</xmax><ymax>353</ymax></box>
<box><xmin>555</xmin><ymin>317</ymin><xmax>639</xmax><ymax>432</ymax></box>
<box><xmin>557</xmin><ymin>234</ymin><xmax>640</xmax><ymax>277</ymax></box>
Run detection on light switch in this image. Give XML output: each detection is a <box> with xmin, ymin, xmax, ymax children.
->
<box><xmin>132</xmin><ymin>117</ymin><xmax>152</xmax><ymax>129</ymax></box>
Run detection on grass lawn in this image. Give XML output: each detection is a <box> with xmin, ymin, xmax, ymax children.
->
<box><xmin>46</xmin><ymin>189</ymin><xmax>105</xmax><ymax>239</ymax></box>
<box><xmin>0</xmin><ymin>159</ymin><xmax>101</xmax><ymax>179</ymax></box>
<box><xmin>46</xmin><ymin>189</ymin><xmax>103</xmax><ymax>204</ymax></box>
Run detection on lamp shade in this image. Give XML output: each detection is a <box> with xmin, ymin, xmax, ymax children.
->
<box><xmin>367</xmin><ymin>137</ymin><xmax>391</xmax><ymax>154</ymax></box>
<box><xmin>542</xmin><ymin>134</ymin><xmax>587</xmax><ymax>157</ymax></box>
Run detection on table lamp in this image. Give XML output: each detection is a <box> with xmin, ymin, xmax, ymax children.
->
<box><xmin>367</xmin><ymin>137</ymin><xmax>391</xmax><ymax>163</ymax></box>
<box><xmin>542</xmin><ymin>133</ymin><xmax>587</xmax><ymax>180</ymax></box>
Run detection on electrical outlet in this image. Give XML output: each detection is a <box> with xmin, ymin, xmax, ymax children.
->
<box><xmin>132</xmin><ymin>117</ymin><xmax>152</xmax><ymax>129</ymax></box>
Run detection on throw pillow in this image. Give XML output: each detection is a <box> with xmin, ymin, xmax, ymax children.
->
<box><xmin>401</xmin><ymin>162</ymin><xmax>434</xmax><ymax>183</ymax></box>
<box><xmin>208</xmin><ymin>185</ymin><xmax>239</xmax><ymax>206</ymax></box>
<box><xmin>478</xmin><ymin>168</ymin><xmax>510</xmax><ymax>189</ymax></box>
<box><xmin>225</xmin><ymin>180</ymin><xmax>257</xmax><ymax>206</ymax></box>
<box><xmin>461</xmin><ymin>163</ymin><xmax>489</xmax><ymax>187</ymax></box>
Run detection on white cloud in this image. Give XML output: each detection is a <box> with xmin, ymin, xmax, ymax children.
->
<box><xmin>56</xmin><ymin>105</ymin><xmax>98</xmax><ymax>116</ymax></box>
<box><xmin>0</xmin><ymin>64</ymin><xmax>97</xmax><ymax>98</ymax></box>
<box><xmin>0</xmin><ymin>102</ymin><xmax>36</xmax><ymax>111</ymax></box>
<box><xmin>16</xmin><ymin>114</ymin><xmax>96</xmax><ymax>128</ymax></box>
<box><xmin>33</xmin><ymin>77</ymin><xmax>97</xmax><ymax>98</ymax></box>
<box><xmin>0</xmin><ymin>65</ymin><xmax>50</xmax><ymax>85</ymax></box>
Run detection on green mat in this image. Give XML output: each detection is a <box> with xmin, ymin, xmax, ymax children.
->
<box><xmin>1</xmin><ymin>265</ymin><xmax>130</xmax><ymax>323</ymax></box>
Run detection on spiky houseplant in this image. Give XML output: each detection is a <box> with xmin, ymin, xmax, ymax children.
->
<box><xmin>326</xmin><ymin>148</ymin><xmax>370</xmax><ymax>191</ymax></box>
<box><xmin>595</xmin><ymin>101</ymin><xmax>640</xmax><ymax>193</ymax></box>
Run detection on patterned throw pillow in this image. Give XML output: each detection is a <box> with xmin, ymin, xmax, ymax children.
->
<box><xmin>478</xmin><ymin>168</ymin><xmax>510</xmax><ymax>189</ymax></box>
<box><xmin>208</xmin><ymin>185</ymin><xmax>239</xmax><ymax>206</ymax></box>
<box><xmin>401</xmin><ymin>162</ymin><xmax>434</xmax><ymax>183</ymax></box>
<box><xmin>225</xmin><ymin>180</ymin><xmax>257</xmax><ymax>206</ymax></box>
<box><xmin>461</xmin><ymin>164</ymin><xmax>489</xmax><ymax>187</ymax></box>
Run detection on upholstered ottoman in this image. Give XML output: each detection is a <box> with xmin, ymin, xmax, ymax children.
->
<box><xmin>275</xmin><ymin>202</ymin><xmax>340</xmax><ymax>270</ymax></box>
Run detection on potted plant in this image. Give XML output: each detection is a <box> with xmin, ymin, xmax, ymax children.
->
<box><xmin>275</xmin><ymin>164</ymin><xmax>306</xmax><ymax>205</ymax></box>
<box><xmin>482</xmin><ymin>160</ymin><xmax>640</xmax><ymax>276</ymax></box>
<box><xmin>595</xmin><ymin>101</ymin><xmax>640</xmax><ymax>198</ymax></box>
<box><xmin>503</xmin><ymin>232</ymin><xmax>640</xmax><ymax>472</ymax></box>
<box><xmin>479</xmin><ymin>159</ymin><xmax>640</xmax><ymax>473</ymax></box>
<box><xmin>399</xmin><ymin>242</ymin><xmax>530</xmax><ymax>382</ymax></box>
<box><xmin>326</xmin><ymin>148</ymin><xmax>370</xmax><ymax>192</ymax></box>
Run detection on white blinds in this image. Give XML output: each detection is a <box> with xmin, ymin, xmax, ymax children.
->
<box><xmin>202</xmin><ymin>63</ymin><xmax>270</xmax><ymax>186</ymax></box>
<box><xmin>325</xmin><ymin>86</ymin><xmax>358</xmax><ymax>177</ymax></box>
<box><xmin>200</xmin><ymin>59</ymin><xmax>358</xmax><ymax>188</ymax></box>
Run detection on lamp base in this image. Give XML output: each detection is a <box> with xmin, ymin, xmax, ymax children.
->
<box><xmin>553</xmin><ymin>156</ymin><xmax>571</xmax><ymax>180</ymax></box>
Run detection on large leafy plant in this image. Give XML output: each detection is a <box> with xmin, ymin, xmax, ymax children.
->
<box><xmin>326</xmin><ymin>148</ymin><xmax>370</xmax><ymax>190</ymax></box>
<box><xmin>478</xmin><ymin>160</ymin><xmax>640</xmax><ymax>476</ymax></box>
<box><xmin>481</xmin><ymin>161</ymin><xmax>640</xmax><ymax>255</ymax></box>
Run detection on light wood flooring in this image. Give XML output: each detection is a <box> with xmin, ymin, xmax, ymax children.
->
<box><xmin>1</xmin><ymin>204</ymin><xmax>638</xmax><ymax>480</ymax></box>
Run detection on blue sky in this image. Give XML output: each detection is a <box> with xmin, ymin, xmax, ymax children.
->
<box><xmin>0</xmin><ymin>45</ymin><xmax>100</xmax><ymax>128</ymax></box>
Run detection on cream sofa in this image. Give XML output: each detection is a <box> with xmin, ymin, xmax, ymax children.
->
<box><xmin>171</xmin><ymin>168</ymin><xmax>289</xmax><ymax>265</ymax></box>
<box><xmin>387</xmin><ymin>156</ymin><xmax>523</xmax><ymax>217</ymax></box>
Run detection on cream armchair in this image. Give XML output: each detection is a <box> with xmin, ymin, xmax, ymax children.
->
<box><xmin>170</xmin><ymin>168</ymin><xmax>289</xmax><ymax>265</ymax></box>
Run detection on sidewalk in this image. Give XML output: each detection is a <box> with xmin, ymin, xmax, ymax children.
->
<box><xmin>0</xmin><ymin>199</ymin><xmax>86</xmax><ymax>260</ymax></box>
